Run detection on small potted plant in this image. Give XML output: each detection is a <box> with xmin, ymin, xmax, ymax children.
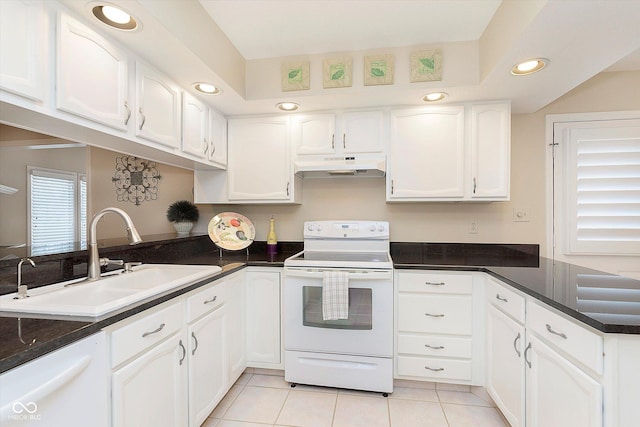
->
<box><xmin>166</xmin><ymin>200</ymin><xmax>199</xmax><ymax>235</ymax></box>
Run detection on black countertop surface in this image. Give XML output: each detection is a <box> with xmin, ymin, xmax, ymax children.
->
<box><xmin>2</xmin><ymin>238</ymin><xmax>639</xmax><ymax>374</ymax></box>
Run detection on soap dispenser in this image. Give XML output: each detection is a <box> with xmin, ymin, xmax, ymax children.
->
<box><xmin>267</xmin><ymin>216</ymin><xmax>277</xmax><ymax>256</ymax></box>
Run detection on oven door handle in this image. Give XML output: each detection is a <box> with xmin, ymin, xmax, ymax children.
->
<box><xmin>284</xmin><ymin>268</ymin><xmax>392</xmax><ymax>280</ymax></box>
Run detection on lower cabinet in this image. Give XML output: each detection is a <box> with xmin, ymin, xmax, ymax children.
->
<box><xmin>246</xmin><ymin>268</ymin><xmax>283</xmax><ymax>368</ymax></box>
<box><xmin>486</xmin><ymin>277</ymin><xmax>603</xmax><ymax>427</ymax></box>
<box><xmin>108</xmin><ymin>271</ymin><xmax>246</xmax><ymax>427</ymax></box>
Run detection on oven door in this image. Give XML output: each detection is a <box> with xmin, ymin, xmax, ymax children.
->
<box><xmin>283</xmin><ymin>267</ymin><xmax>393</xmax><ymax>358</ymax></box>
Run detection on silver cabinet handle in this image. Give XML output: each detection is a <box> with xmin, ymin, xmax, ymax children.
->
<box><xmin>286</xmin><ymin>181</ymin><xmax>290</xmax><ymax>196</ymax></box>
<box><xmin>496</xmin><ymin>294</ymin><xmax>508</xmax><ymax>303</ymax></box>
<box><xmin>142</xmin><ymin>323</ymin><xmax>165</xmax><ymax>338</ymax></box>
<box><xmin>203</xmin><ymin>296</ymin><xmax>217</xmax><ymax>304</ymax></box>
<box><xmin>513</xmin><ymin>332</ymin><xmax>521</xmax><ymax>357</ymax></box>
<box><xmin>425</xmin><ymin>281</ymin><xmax>445</xmax><ymax>286</ymax></box>
<box><xmin>424</xmin><ymin>344</ymin><xmax>445</xmax><ymax>350</ymax></box>
<box><xmin>424</xmin><ymin>366</ymin><xmax>444</xmax><ymax>372</ymax></box>
<box><xmin>524</xmin><ymin>342</ymin><xmax>532</xmax><ymax>368</ymax></box>
<box><xmin>178</xmin><ymin>340</ymin><xmax>186</xmax><ymax>366</ymax></box>
<box><xmin>343</xmin><ymin>133</ymin><xmax>346</xmax><ymax>149</ymax></box>
<box><xmin>203</xmin><ymin>138</ymin><xmax>209</xmax><ymax>155</ymax></box>
<box><xmin>545</xmin><ymin>324</ymin><xmax>567</xmax><ymax>339</ymax></box>
<box><xmin>138</xmin><ymin>107</ymin><xmax>145</xmax><ymax>130</ymax></box>
<box><xmin>124</xmin><ymin>101</ymin><xmax>131</xmax><ymax>125</ymax></box>
<box><xmin>391</xmin><ymin>179</ymin><xmax>395</xmax><ymax>195</ymax></box>
<box><xmin>473</xmin><ymin>177</ymin><xmax>477</xmax><ymax>194</ymax></box>
<box><xmin>424</xmin><ymin>313</ymin><xmax>445</xmax><ymax>318</ymax></box>
<box><xmin>331</xmin><ymin>134</ymin><xmax>335</xmax><ymax>149</ymax></box>
<box><xmin>191</xmin><ymin>332</ymin><xmax>198</xmax><ymax>356</ymax></box>
<box><xmin>211</xmin><ymin>144</ymin><xmax>216</xmax><ymax>155</ymax></box>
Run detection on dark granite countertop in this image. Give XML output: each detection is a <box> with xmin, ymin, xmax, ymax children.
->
<box><xmin>2</xmin><ymin>238</ymin><xmax>639</xmax><ymax>374</ymax></box>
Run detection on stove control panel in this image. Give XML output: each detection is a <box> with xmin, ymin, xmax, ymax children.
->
<box><xmin>303</xmin><ymin>221</ymin><xmax>389</xmax><ymax>239</ymax></box>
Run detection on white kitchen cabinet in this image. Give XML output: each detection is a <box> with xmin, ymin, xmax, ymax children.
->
<box><xmin>246</xmin><ymin>268</ymin><xmax>283</xmax><ymax>368</ymax></box>
<box><xmin>112</xmin><ymin>332</ymin><xmax>188</xmax><ymax>427</ymax></box>
<box><xmin>226</xmin><ymin>272</ymin><xmax>246</xmax><ymax>380</ymax></box>
<box><xmin>208</xmin><ymin>108</ymin><xmax>228</xmax><ymax>168</ymax></box>
<box><xmin>182</xmin><ymin>92</ymin><xmax>208</xmax><ymax>158</ymax></box>
<box><xmin>395</xmin><ymin>270</ymin><xmax>483</xmax><ymax>384</ymax></box>
<box><xmin>56</xmin><ymin>12</ymin><xmax>129</xmax><ymax>131</ymax></box>
<box><xmin>0</xmin><ymin>332</ymin><xmax>109</xmax><ymax>427</ymax></box>
<box><xmin>227</xmin><ymin>116</ymin><xmax>301</xmax><ymax>203</ymax></box>
<box><xmin>526</xmin><ymin>333</ymin><xmax>602</xmax><ymax>427</ymax></box>
<box><xmin>0</xmin><ymin>0</ymin><xmax>46</xmax><ymax>101</ymax></box>
<box><xmin>469</xmin><ymin>102</ymin><xmax>511</xmax><ymax>199</ymax></box>
<box><xmin>388</xmin><ymin>106</ymin><xmax>465</xmax><ymax>200</ymax></box>
<box><xmin>135</xmin><ymin>62</ymin><xmax>182</xmax><ymax>149</ymax></box>
<box><xmin>294</xmin><ymin>111</ymin><xmax>385</xmax><ymax>156</ymax></box>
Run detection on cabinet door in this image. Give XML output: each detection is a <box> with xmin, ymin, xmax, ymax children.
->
<box><xmin>208</xmin><ymin>108</ymin><xmax>228</xmax><ymax>167</ymax></box>
<box><xmin>188</xmin><ymin>307</ymin><xmax>226</xmax><ymax>427</ymax></box>
<box><xmin>470</xmin><ymin>103</ymin><xmax>510</xmax><ymax>199</ymax></box>
<box><xmin>227</xmin><ymin>117</ymin><xmax>292</xmax><ymax>201</ymax></box>
<box><xmin>135</xmin><ymin>62</ymin><xmax>181</xmax><ymax>148</ymax></box>
<box><xmin>112</xmin><ymin>333</ymin><xmax>188</xmax><ymax>427</ymax></box>
<box><xmin>0</xmin><ymin>0</ymin><xmax>45</xmax><ymax>101</ymax></box>
<box><xmin>246</xmin><ymin>270</ymin><xmax>282</xmax><ymax>365</ymax></box>
<box><xmin>341</xmin><ymin>110</ymin><xmax>384</xmax><ymax>154</ymax></box>
<box><xmin>57</xmin><ymin>12</ymin><xmax>129</xmax><ymax>131</ymax></box>
<box><xmin>295</xmin><ymin>114</ymin><xmax>336</xmax><ymax>155</ymax></box>
<box><xmin>182</xmin><ymin>92</ymin><xmax>208</xmax><ymax>158</ymax></box>
<box><xmin>526</xmin><ymin>333</ymin><xmax>602</xmax><ymax>427</ymax></box>
<box><xmin>486</xmin><ymin>305</ymin><xmax>525</xmax><ymax>427</ymax></box>
<box><xmin>388</xmin><ymin>107</ymin><xmax>465</xmax><ymax>200</ymax></box>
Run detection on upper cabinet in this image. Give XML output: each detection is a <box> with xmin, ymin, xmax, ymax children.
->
<box><xmin>293</xmin><ymin>110</ymin><xmax>385</xmax><ymax>156</ymax></box>
<box><xmin>207</xmin><ymin>108</ymin><xmax>228</xmax><ymax>168</ymax></box>
<box><xmin>182</xmin><ymin>92</ymin><xmax>209</xmax><ymax>158</ymax></box>
<box><xmin>387</xmin><ymin>102</ymin><xmax>511</xmax><ymax>202</ymax></box>
<box><xmin>469</xmin><ymin>103</ymin><xmax>511</xmax><ymax>199</ymax></box>
<box><xmin>135</xmin><ymin>62</ymin><xmax>182</xmax><ymax>149</ymax></box>
<box><xmin>0</xmin><ymin>0</ymin><xmax>46</xmax><ymax>102</ymax></box>
<box><xmin>388</xmin><ymin>106</ymin><xmax>466</xmax><ymax>200</ymax></box>
<box><xmin>226</xmin><ymin>116</ymin><xmax>301</xmax><ymax>203</ymax></box>
<box><xmin>56</xmin><ymin>12</ymin><xmax>129</xmax><ymax>131</ymax></box>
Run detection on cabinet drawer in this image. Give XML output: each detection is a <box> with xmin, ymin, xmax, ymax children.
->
<box><xmin>397</xmin><ymin>355</ymin><xmax>472</xmax><ymax>381</ymax></box>
<box><xmin>527</xmin><ymin>300</ymin><xmax>604</xmax><ymax>374</ymax></box>
<box><xmin>486</xmin><ymin>277</ymin><xmax>525</xmax><ymax>323</ymax></box>
<box><xmin>397</xmin><ymin>334</ymin><xmax>472</xmax><ymax>358</ymax></box>
<box><xmin>398</xmin><ymin>294</ymin><xmax>472</xmax><ymax>335</ymax></box>
<box><xmin>187</xmin><ymin>280</ymin><xmax>227</xmax><ymax>323</ymax></box>
<box><xmin>398</xmin><ymin>272</ymin><xmax>472</xmax><ymax>294</ymax></box>
<box><xmin>110</xmin><ymin>302</ymin><xmax>183</xmax><ymax>368</ymax></box>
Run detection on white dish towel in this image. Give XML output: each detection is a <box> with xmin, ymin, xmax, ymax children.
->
<box><xmin>322</xmin><ymin>270</ymin><xmax>349</xmax><ymax>320</ymax></box>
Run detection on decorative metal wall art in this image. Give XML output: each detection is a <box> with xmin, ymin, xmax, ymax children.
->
<box><xmin>112</xmin><ymin>156</ymin><xmax>161</xmax><ymax>206</ymax></box>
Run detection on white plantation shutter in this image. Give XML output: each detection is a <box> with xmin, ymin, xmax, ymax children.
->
<box><xmin>79</xmin><ymin>174</ymin><xmax>87</xmax><ymax>248</ymax></box>
<box><xmin>29</xmin><ymin>168</ymin><xmax>77</xmax><ymax>255</ymax></box>
<box><xmin>564</xmin><ymin>122</ymin><xmax>640</xmax><ymax>255</ymax></box>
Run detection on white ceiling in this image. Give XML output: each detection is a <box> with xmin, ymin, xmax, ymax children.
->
<box><xmin>199</xmin><ymin>0</ymin><xmax>502</xmax><ymax>59</ymax></box>
<box><xmin>60</xmin><ymin>0</ymin><xmax>640</xmax><ymax>116</ymax></box>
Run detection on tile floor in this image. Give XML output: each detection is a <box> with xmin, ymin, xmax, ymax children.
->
<box><xmin>201</xmin><ymin>368</ymin><xmax>508</xmax><ymax>427</ymax></box>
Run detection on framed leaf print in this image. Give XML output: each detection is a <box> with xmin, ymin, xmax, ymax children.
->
<box><xmin>281</xmin><ymin>61</ymin><xmax>310</xmax><ymax>91</ymax></box>
<box><xmin>410</xmin><ymin>49</ymin><xmax>443</xmax><ymax>82</ymax></box>
<box><xmin>323</xmin><ymin>57</ymin><xmax>353</xmax><ymax>88</ymax></box>
<box><xmin>364</xmin><ymin>54</ymin><xmax>394</xmax><ymax>86</ymax></box>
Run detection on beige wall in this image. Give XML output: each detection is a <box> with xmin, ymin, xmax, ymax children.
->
<box><xmin>88</xmin><ymin>146</ymin><xmax>195</xmax><ymax>239</ymax></box>
<box><xmin>194</xmin><ymin>70</ymin><xmax>640</xmax><ymax>260</ymax></box>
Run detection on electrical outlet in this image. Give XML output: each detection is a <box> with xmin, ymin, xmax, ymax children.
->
<box><xmin>513</xmin><ymin>208</ymin><xmax>530</xmax><ymax>222</ymax></box>
<box><xmin>469</xmin><ymin>221</ymin><xmax>478</xmax><ymax>234</ymax></box>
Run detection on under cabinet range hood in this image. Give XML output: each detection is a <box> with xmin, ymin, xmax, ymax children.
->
<box><xmin>294</xmin><ymin>154</ymin><xmax>386</xmax><ymax>178</ymax></box>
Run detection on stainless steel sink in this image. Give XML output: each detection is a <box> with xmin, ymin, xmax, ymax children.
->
<box><xmin>0</xmin><ymin>264</ymin><xmax>222</xmax><ymax>317</ymax></box>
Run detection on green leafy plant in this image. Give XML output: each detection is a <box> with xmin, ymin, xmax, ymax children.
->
<box><xmin>166</xmin><ymin>200</ymin><xmax>199</xmax><ymax>223</ymax></box>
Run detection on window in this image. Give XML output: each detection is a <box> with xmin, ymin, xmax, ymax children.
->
<box><xmin>29</xmin><ymin>167</ymin><xmax>87</xmax><ymax>255</ymax></box>
<box><xmin>553</xmin><ymin>118</ymin><xmax>640</xmax><ymax>256</ymax></box>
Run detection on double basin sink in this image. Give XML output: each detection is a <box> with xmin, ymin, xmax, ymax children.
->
<box><xmin>0</xmin><ymin>264</ymin><xmax>222</xmax><ymax>317</ymax></box>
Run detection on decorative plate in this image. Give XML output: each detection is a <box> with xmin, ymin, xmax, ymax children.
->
<box><xmin>208</xmin><ymin>212</ymin><xmax>255</xmax><ymax>250</ymax></box>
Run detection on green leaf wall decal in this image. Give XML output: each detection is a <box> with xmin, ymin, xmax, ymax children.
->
<box><xmin>371</xmin><ymin>68</ymin><xmax>385</xmax><ymax>77</ymax></box>
<box><xmin>331</xmin><ymin>70</ymin><xmax>344</xmax><ymax>80</ymax></box>
<box><xmin>288</xmin><ymin>69</ymin><xmax>301</xmax><ymax>79</ymax></box>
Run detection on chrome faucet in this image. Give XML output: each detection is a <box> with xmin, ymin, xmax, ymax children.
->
<box><xmin>87</xmin><ymin>207</ymin><xmax>142</xmax><ymax>281</ymax></box>
<box><xmin>15</xmin><ymin>258</ymin><xmax>36</xmax><ymax>299</ymax></box>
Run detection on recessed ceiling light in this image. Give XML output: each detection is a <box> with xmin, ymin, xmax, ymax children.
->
<box><xmin>194</xmin><ymin>83</ymin><xmax>221</xmax><ymax>95</ymax></box>
<box><xmin>91</xmin><ymin>4</ymin><xmax>139</xmax><ymax>31</ymax></box>
<box><xmin>511</xmin><ymin>58</ymin><xmax>549</xmax><ymax>75</ymax></box>
<box><xmin>422</xmin><ymin>92</ymin><xmax>448</xmax><ymax>102</ymax></box>
<box><xmin>276</xmin><ymin>102</ymin><xmax>299</xmax><ymax>111</ymax></box>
